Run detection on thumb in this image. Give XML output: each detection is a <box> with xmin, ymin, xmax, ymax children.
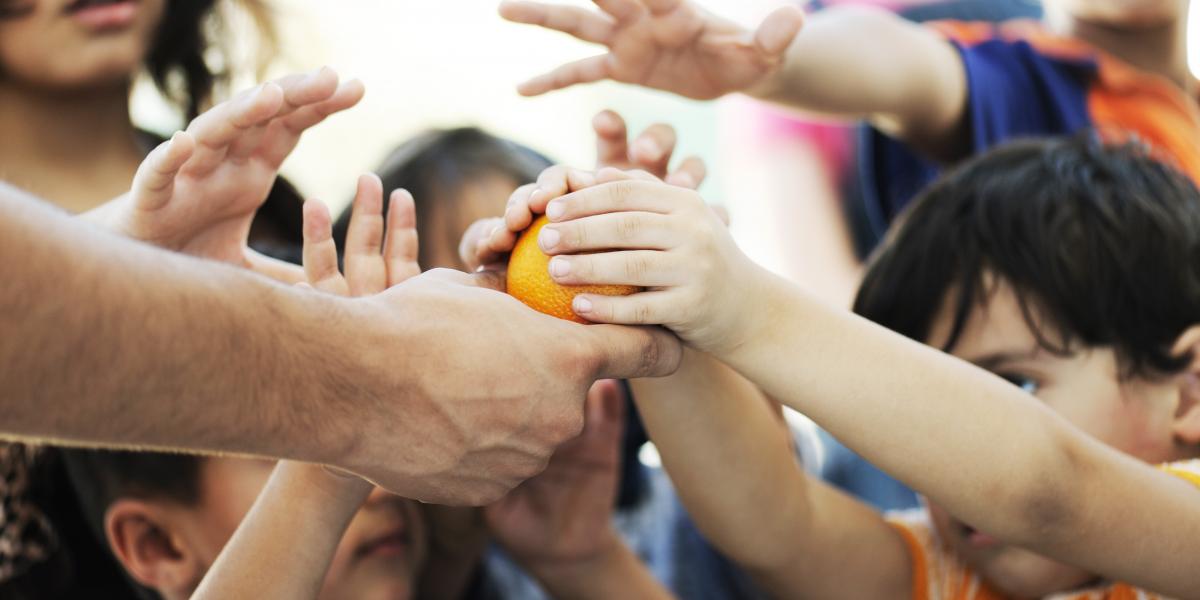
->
<box><xmin>754</xmin><ymin>6</ymin><xmax>805</xmax><ymax>57</ymax></box>
<box><xmin>586</xmin><ymin>325</ymin><xmax>682</xmax><ymax>380</ymax></box>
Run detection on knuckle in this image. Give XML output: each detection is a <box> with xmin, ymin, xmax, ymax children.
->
<box><xmin>616</xmin><ymin>214</ymin><xmax>642</xmax><ymax>241</ymax></box>
<box><xmin>633</xmin><ymin>301</ymin><xmax>654</xmax><ymax>324</ymax></box>
<box><xmin>624</xmin><ymin>254</ymin><xmax>651</xmax><ymax>281</ymax></box>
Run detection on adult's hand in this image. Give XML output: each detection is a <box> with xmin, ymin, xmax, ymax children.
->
<box><xmin>332</xmin><ymin>268</ymin><xmax>681</xmax><ymax>504</ymax></box>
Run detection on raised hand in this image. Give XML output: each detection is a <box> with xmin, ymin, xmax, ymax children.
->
<box><xmin>459</xmin><ymin>110</ymin><xmax>707</xmax><ymax>272</ymax></box>
<box><xmin>98</xmin><ymin>67</ymin><xmax>365</xmax><ymax>281</ymax></box>
<box><xmin>485</xmin><ymin>379</ymin><xmax>626</xmax><ymax>564</ymax></box>
<box><xmin>301</xmin><ymin>174</ymin><xmax>421</xmax><ymax>297</ymax></box>
<box><xmin>501</xmin><ymin>0</ymin><xmax>804</xmax><ymax>99</ymax></box>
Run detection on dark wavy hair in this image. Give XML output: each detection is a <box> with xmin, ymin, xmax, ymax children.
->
<box><xmin>0</xmin><ymin>0</ymin><xmax>278</xmax><ymax>120</ymax></box>
<box><xmin>854</xmin><ymin>135</ymin><xmax>1200</xmax><ymax>380</ymax></box>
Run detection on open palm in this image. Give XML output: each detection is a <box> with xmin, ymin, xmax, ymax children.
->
<box><xmin>502</xmin><ymin>0</ymin><xmax>804</xmax><ymax>99</ymax></box>
<box><xmin>113</xmin><ymin>68</ymin><xmax>364</xmax><ymax>275</ymax></box>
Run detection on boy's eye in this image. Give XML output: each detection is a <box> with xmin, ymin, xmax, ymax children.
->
<box><xmin>998</xmin><ymin>373</ymin><xmax>1040</xmax><ymax>395</ymax></box>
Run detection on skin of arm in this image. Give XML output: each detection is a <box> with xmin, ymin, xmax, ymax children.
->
<box><xmin>0</xmin><ymin>179</ymin><xmax>683</xmax><ymax>505</ymax></box>
<box><xmin>630</xmin><ymin>351</ymin><xmax>912</xmax><ymax>598</ymax></box>
<box><xmin>523</xmin><ymin>533</ymin><xmax>674</xmax><ymax>600</ymax></box>
<box><xmin>190</xmin><ymin>463</ymin><xmax>372</xmax><ymax>600</ymax></box>
<box><xmin>537</xmin><ymin>174</ymin><xmax>1200</xmax><ymax>597</ymax></box>
<box><xmin>503</xmin><ymin>1</ymin><xmax>968</xmax><ymax>159</ymax></box>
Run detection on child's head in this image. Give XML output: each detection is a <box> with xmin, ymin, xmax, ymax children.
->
<box><xmin>333</xmin><ymin>127</ymin><xmax>552</xmax><ymax>271</ymax></box>
<box><xmin>854</xmin><ymin>137</ymin><xmax>1200</xmax><ymax>597</ymax></box>
<box><xmin>1043</xmin><ymin>0</ymin><xmax>1188</xmax><ymax>28</ymax></box>
<box><xmin>59</xmin><ymin>450</ymin><xmax>426</xmax><ymax>600</ymax></box>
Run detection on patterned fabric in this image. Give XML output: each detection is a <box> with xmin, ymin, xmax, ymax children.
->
<box><xmin>0</xmin><ymin>444</ymin><xmax>57</xmax><ymax>583</ymax></box>
<box><xmin>887</xmin><ymin>460</ymin><xmax>1200</xmax><ymax>600</ymax></box>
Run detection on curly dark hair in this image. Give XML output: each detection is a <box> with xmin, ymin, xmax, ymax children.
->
<box><xmin>0</xmin><ymin>0</ymin><xmax>278</xmax><ymax>120</ymax></box>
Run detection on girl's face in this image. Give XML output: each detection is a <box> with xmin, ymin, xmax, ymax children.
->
<box><xmin>0</xmin><ymin>0</ymin><xmax>166</xmax><ymax>90</ymax></box>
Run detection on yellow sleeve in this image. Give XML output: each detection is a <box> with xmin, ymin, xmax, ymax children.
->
<box><xmin>1161</xmin><ymin>459</ymin><xmax>1200</xmax><ymax>489</ymax></box>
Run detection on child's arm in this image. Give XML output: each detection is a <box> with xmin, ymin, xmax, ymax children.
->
<box><xmin>192</xmin><ymin>174</ymin><xmax>422</xmax><ymax>600</ymax></box>
<box><xmin>503</xmin><ymin>1</ymin><xmax>966</xmax><ymax>158</ymax></box>
<box><xmin>82</xmin><ymin>67</ymin><xmax>365</xmax><ymax>284</ymax></box>
<box><xmin>630</xmin><ymin>350</ymin><xmax>912</xmax><ymax>598</ymax></box>
<box><xmin>486</xmin><ymin>380</ymin><xmax>675</xmax><ymax>600</ymax></box>
<box><xmin>191</xmin><ymin>463</ymin><xmax>372</xmax><ymax>600</ymax></box>
<box><xmin>539</xmin><ymin>172</ymin><xmax>1200</xmax><ymax>597</ymax></box>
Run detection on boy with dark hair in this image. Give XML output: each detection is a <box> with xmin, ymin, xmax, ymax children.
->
<box><xmin>515</xmin><ymin>136</ymin><xmax>1200</xmax><ymax>597</ymax></box>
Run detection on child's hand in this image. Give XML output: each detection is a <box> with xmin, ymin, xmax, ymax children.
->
<box><xmin>459</xmin><ymin>112</ymin><xmax>706</xmax><ymax>272</ymax></box>
<box><xmin>485</xmin><ymin>379</ymin><xmax>626</xmax><ymax>568</ymax></box>
<box><xmin>301</xmin><ymin>174</ymin><xmax>420</xmax><ymax>297</ymax></box>
<box><xmin>538</xmin><ymin>168</ymin><xmax>767</xmax><ymax>355</ymax></box>
<box><xmin>102</xmin><ymin>67</ymin><xmax>364</xmax><ymax>282</ymax></box>
<box><xmin>501</xmin><ymin>0</ymin><xmax>804</xmax><ymax>99</ymax></box>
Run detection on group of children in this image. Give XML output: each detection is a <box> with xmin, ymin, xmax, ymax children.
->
<box><xmin>3</xmin><ymin>0</ymin><xmax>1200</xmax><ymax>598</ymax></box>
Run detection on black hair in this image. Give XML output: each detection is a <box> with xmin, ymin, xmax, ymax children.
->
<box><xmin>331</xmin><ymin>127</ymin><xmax>553</xmax><ymax>268</ymax></box>
<box><xmin>854</xmin><ymin>135</ymin><xmax>1200</xmax><ymax>379</ymax></box>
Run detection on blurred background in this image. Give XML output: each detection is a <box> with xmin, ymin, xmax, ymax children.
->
<box><xmin>129</xmin><ymin>0</ymin><xmax>1200</xmax><ymax>286</ymax></box>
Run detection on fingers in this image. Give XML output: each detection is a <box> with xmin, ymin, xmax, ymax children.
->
<box><xmin>517</xmin><ymin>53</ymin><xmax>612</xmax><ymax>97</ymax></box>
<box><xmin>460</xmin><ymin>217</ymin><xmax>504</xmax><ymax>271</ymax></box>
<box><xmin>266</xmin><ymin>79</ymin><xmax>366</xmax><ymax>166</ymax></box>
<box><xmin>628</xmin><ymin>123</ymin><xmax>677</xmax><ymax>178</ymax></box>
<box><xmin>383</xmin><ymin>189</ymin><xmax>422</xmax><ymax>286</ymax></box>
<box><xmin>583</xmin><ymin>379</ymin><xmax>626</xmax><ymax>438</ymax></box>
<box><xmin>585</xmin><ymin>322</ymin><xmax>682</xmax><ymax>379</ymax></box>
<box><xmin>574</xmin><ymin>292</ymin><xmax>674</xmax><ymax>328</ymax></box>
<box><xmin>184</xmin><ymin>83</ymin><xmax>284</xmax><ymax>173</ymax></box>
<box><xmin>538</xmin><ymin>211</ymin><xmax>678</xmax><ymax>255</ymax></box>
<box><xmin>505</xmin><ymin>183</ymin><xmax>539</xmax><ymax>233</ymax></box>
<box><xmin>593</xmin><ymin>109</ymin><xmax>629</xmax><ymax>169</ymax></box>
<box><xmin>592</xmin><ymin>0</ymin><xmax>644</xmax><ymax>24</ymax></box>
<box><xmin>130</xmin><ymin>131</ymin><xmax>195</xmax><ymax>211</ymax></box>
<box><xmin>343</xmin><ymin>174</ymin><xmax>388</xmax><ymax>296</ymax></box>
<box><xmin>499</xmin><ymin>0</ymin><xmax>616</xmax><ymax>44</ymax></box>
<box><xmin>301</xmin><ymin>199</ymin><xmax>349</xmax><ymax>296</ymax></box>
<box><xmin>666</xmin><ymin>156</ymin><xmax>707</xmax><ymax>190</ymax></box>
<box><xmin>273</xmin><ymin>66</ymin><xmax>340</xmax><ymax>115</ymax></box>
<box><xmin>530</xmin><ymin>166</ymin><xmax>599</xmax><ymax>213</ymax></box>
<box><xmin>545</xmin><ymin>180</ymin><xmax>685</xmax><ymax>223</ymax></box>
<box><xmin>755</xmin><ymin>5</ymin><xmax>805</xmax><ymax>57</ymax></box>
<box><xmin>548</xmin><ymin>249</ymin><xmax>681</xmax><ymax>287</ymax></box>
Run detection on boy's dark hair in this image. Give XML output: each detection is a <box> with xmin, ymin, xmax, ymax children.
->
<box><xmin>332</xmin><ymin>127</ymin><xmax>553</xmax><ymax>267</ymax></box>
<box><xmin>854</xmin><ymin>136</ymin><xmax>1200</xmax><ymax>379</ymax></box>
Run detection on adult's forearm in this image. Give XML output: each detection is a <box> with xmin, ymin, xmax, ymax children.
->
<box><xmin>0</xmin><ymin>183</ymin><xmax>356</xmax><ymax>463</ymax></box>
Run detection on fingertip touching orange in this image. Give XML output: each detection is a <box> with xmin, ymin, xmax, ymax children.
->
<box><xmin>507</xmin><ymin>215</ymin><xmax>640</xmax><ymax>323</ymax></box>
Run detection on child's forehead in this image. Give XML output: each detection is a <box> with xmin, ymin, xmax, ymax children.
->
<box><xmin>926</xmin><ymin>276</ymin><xmax>1062</xmax><ymax>365</ymax></box>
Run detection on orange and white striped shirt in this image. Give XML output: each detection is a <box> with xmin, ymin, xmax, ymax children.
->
<box><xmin>886</xmin><ymin>460</ymin><xmax>1200</xmax><ymax>600</ymax></box>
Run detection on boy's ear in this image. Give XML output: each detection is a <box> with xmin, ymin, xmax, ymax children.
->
<box><xmin>105</xmin><ymin>499</ymin><xmax>205</xmax><ymax>598</ymax></box>
<box><xmin>1170</xmin><ymin>326</ymin><xmax>1200</xmax><ymax>445</ymax></box>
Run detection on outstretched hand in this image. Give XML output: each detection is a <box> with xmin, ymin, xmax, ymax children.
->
<box><xmin>94</xmin><ymin>67</ymin><xmax>365</xmax><ymax>282</ymax></box>
<box><xmin>485</xmin><ymin>379</ymin><xmax>627</xmax><ymax>565</ymax></box>
<box><xmin>501</xmin><ymin>0</ymin><xmax>804</xmax><ymax>99</ymax></box>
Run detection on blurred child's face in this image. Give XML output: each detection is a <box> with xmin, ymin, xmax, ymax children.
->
<box><xmin>1046</xmin><ymin>0</ymin><xmax>1187</xmax><ymax>28</ymax></box>
<box><xmin>425</xmin><ymin>172</ymin><xmax>524</xmax><ymax>270</ymax></box>
<box><xmin>922</xmin><ymin>278</ymin><xmax>1192</xmax><ymax>598</ymax></box>
<box><xmin>149</xmin><ymin>458</ymin><xmax>427</xmax><ymax>600</ymax></box>
<box><xmin>0</xmin><ymin>0</ymin><xmax>165</xmax><ymax>89</ymax></box>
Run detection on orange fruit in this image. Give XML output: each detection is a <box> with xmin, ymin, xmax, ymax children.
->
<box><xmin>507</xmin><ymin>215</ymin><xmax>640</xmax><ymax>323</ymax></box>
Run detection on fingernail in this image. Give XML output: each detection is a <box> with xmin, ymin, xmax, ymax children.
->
<box><xmin>546</xmin><ymin>202</ymin><xmax>565</xmax><ymax>220</ymax></box>
<box><xmin>539</xmin><ymin>227</ymin><xmax>560</xmax><ymax>250</ymax></box>
<box><xmin>549</xmin><ymin>257</ymin><xmax>570</xmax><ymax>277</ymax></box>
<box><xmin>574</xmin><ymin>296</ymin><xmax>593</xmax><ymax>313</ymax></box>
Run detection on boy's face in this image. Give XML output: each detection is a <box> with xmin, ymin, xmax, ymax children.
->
<box><xmin>140</xmin><ymin>458</ymin><xmax>427</xmax><ymax>600</ymax></box>
<box><xmin>922</xmin><ymin>279</ymin><xmax>1191</xmax><ymax>598</ymax></box>
<box><xmin>1045</xmin><ymin>0</ymin><xmax>1187</xmax><ymax>28</ymax></box>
